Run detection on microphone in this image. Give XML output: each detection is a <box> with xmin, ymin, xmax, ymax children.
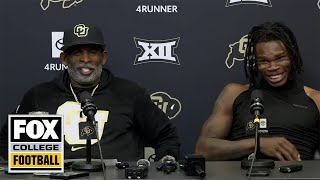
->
<box><xmin>156</xmin><ymin>155</ymin><xmax>177</xmax><ymax>174</ymax></box>
<box><xmin>241</xmin><ymin>89</ymin><xmax>274</xmax><ymax>174</ymax></box>
<box><xmin>125</xmin><ymin>159</ymin><xmax>149</xmax><ymax>179</ymax></box>
<box><xmin>180</xmin><ymin>154</ymin><xmax>206</xmax><ymax>178</ymax></box>
<box><xmin>72</xmin><ymin>91</ymin><xmax>106</xmax><ymax>179</ymax></box>
<box><xmin>136</xmin><ymin>159</ymin><xmax>150</xmax><ymax>169</ymax></box>
<box><xmin>249</xmin><ymin>89</ymin><xmax>264</xmax><ymax>160</ymax></box>
<box><xmin>161</xmin><ymin>155</ymin><xmax>176</xmax><ymax>164</ymax></box>
<box><xmin>79</xmin><ymin>91</ymin><xmax>97</xmax><ymax>123</ymax></box>
<box><xmin>250</xmin><ymin>89</ymin><xmax>264</xmax><ymax>118</ymax></box>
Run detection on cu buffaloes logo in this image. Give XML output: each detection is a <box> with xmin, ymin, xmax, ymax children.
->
<box><xmin>40</xmin><ymin>0</ymin><xmax>84</xmax><ymax>11</ymax></box>
<box><xmin>225</xmin><ymin>34</ymin><xmax>248</xmax><ymax>69</ymax></box>
<box><xmin>151</xmin><ymin>92</ymin><xmax>181</xmax><ymax>120</ymax></box>
<box><xmin>74</xmin><ymin>24</ymin><xmax>89</xmax><ymax>37</ymax></box>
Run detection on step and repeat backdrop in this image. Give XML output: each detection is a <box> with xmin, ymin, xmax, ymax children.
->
<box><xmin>1</xmin><ymin>0</ymin><xmax>320</xmax><ymax>157</ymax></box>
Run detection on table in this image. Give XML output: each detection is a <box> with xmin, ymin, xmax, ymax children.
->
<box><xmin>1</xmin><ymin>160</ymin><xmax>320</xmax><ymax>179</ymax></box>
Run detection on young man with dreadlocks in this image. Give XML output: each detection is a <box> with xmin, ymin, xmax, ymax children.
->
<box><xmin>195</xmin><ymin>22</ymin><xmax>320</xmax><ymax>161</ymax></box>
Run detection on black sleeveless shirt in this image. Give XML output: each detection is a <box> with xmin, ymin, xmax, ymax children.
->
<box><xmin>229</xmin><ymin>79</ymin><xmax>320</xmax><ymax>160</ymax></box>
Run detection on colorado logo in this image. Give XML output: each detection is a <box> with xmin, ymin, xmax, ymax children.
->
<box><xmin>74</xmin><ymin>24</ymin><xmax>89</xmax><ymax>37</ymax></box>
<box><xmin>225</xmin><ymin>35</ymin><xmax>248</xmax><ymax>69</ymax></box>
<box><xmin>151</xmin><ymin>92</ymin><xmax>181</xmax><ymax>120</ymax></box>
<box><xmin>40</xmin><ymin>0</ymin><xmax>84</xmax><ymax>11</ymax></box>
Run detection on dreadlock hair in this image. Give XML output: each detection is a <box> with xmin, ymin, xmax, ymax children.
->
<box><xmin>244</xmin><ymin>22</ymin><xmax>303</xmax><ymax>88</ymax></box>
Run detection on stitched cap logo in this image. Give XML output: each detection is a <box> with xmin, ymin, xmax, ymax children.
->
<box><xmin>74</xmin><ymin>24</ymin><xmax>89</xmax><ymax>37</ymax></box>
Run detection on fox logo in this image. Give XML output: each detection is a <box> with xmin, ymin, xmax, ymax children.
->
<box><xmin>225</xmin><ymin>35</ymin><xmax>248</xmax><ymax>69</ymax></box>
<box><xmin>225</xmin><ymin>0</ymin><xmax>272</xmax><ymax>7</ymax></box>
<box><xmin>318</xmin><ymin>0</ymin><xmax>320</xmax><ymax>10</ymax></box>
<box><xmin>40</xmin><ymin>0</ymin><xmax>84</xmax><ymax>11</ymax></box>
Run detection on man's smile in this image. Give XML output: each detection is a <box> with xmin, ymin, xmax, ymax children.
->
<box><xmin>79</xmin><ymin>67</ymin><xmax>93</xmax><ymax>75</ymax></box>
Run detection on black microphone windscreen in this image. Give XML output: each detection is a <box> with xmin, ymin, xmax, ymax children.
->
<box><xmin>250</xmin><ymin>89</ymin><xmax>263</xmax><ymax>102</ymax></box>
<box><xmin>78</xmin><ymin>91</ymin><xmax>93</xmax><ymax>103</ymax></box>
<box><xmin>137</xmin><ymin>159</ymin><xmax>150</xmax><ymax>168</ymax></box>
<box><xmin>161</xmin><ymin>155</ymin><xmax>176</xmax><ymax>163</ymax></box>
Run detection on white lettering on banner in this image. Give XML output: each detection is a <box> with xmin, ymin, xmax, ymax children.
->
<box><xmin>134</xmin><ymin>37</ymin><xmax>180</xmax><ymax>65</ymax></box>
<box><xmin>136</xmin><ymin>5</ymin><xmax>178</xmax><ymax>13</ymax></box>
<box><xmin>44</xmin><ymin>64</ymin><xmax>68</xmax><ymax>71</ymax></box>
<box><xmin>225</xmin><ymin>0</ymin><xmax>272</xmax><ymax>7</ymax></box>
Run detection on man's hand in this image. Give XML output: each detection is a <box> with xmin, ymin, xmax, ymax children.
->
<box><xmin>260</xmin><ymin>137</ymin><xmax>300</xmax><ymax>161</ymax></box>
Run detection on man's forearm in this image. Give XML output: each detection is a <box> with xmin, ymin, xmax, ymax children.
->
<box><xmin>195</xmin><ymin>138</ymin><xmax>255</xmax><ymax>160</ymax></box>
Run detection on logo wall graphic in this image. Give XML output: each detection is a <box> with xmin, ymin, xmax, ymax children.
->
<box><xmin>40</xmin><ymin>0</ymin><xmax>84</xmax><ymax>11</ymax></box>
<box><xmin>226</xmin><ymin>0</ymin><xmax>272</xmax><ymax>7</ymax></box>
<box><xmin>225</xmin><ymin>34</ymin><xmax>248</xmax><ymax>69</ymax></box>
<box><xmin>134</xmin><ymin>37</ymin><xmax>180</xmax><ymax>65</ymax></box>
<box><xmin>151</xmin><ymin>92</ymin><xmax>181</xmax><ymax>120</ymax></box>
<box><xmin>52</xmin><ymin>32</ymin><xmax>64</xmax><ymax>58</ymax></box>
<box><xmin>74</xmin><ymin>24</ymin><xmax>89</xmax><ymax>37</ymax></box>
<box><xmin>318</xmin><ymin>0</ymin><xmax>320</xmax><ymax>10</ymax></box>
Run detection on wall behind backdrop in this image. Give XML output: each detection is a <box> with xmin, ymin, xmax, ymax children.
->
<box><xmin>1</xmin><ymin>0</ymin><xmax>320</xmax><ymax>158</ymax></box>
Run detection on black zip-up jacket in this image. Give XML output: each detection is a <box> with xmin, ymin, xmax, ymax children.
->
<box><xmin>0</xmin><ymin>69</ymin><xmax>180</xmax><ymax>161</ymax></box>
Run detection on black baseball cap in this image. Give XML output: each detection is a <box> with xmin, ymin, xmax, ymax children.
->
<box><xmin>61</xmin><ymin>23</ymin><xmax>105</xmax><ymax>51</ymax></box>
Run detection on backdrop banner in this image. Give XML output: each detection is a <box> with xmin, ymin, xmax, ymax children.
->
<box><xmin>1</xmin><ymin>0</ymin><xmax>320</xmax><ymax>157</ymax></box>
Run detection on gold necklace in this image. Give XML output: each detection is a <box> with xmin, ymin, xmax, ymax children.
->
<box><xmin>69</xmin><ymin>83</ymin><xmax>99</xmax><ymax>102</ymax></box>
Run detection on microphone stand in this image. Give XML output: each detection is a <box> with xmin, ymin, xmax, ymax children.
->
<box><xmin>241</xmin><ymin>115</ymin><xmax>275</xmax><ymax>169</ymax></box>
<box><xmin>72</xmin><ymin>114</ymin><xmax>104</xmax><ymax>171</ymax></box>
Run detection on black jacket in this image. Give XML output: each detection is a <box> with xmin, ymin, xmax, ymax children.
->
<box><xmin>0</xmin><ymin>69</ymin><xmax>180</xmax><ymax>161</ymax></box>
